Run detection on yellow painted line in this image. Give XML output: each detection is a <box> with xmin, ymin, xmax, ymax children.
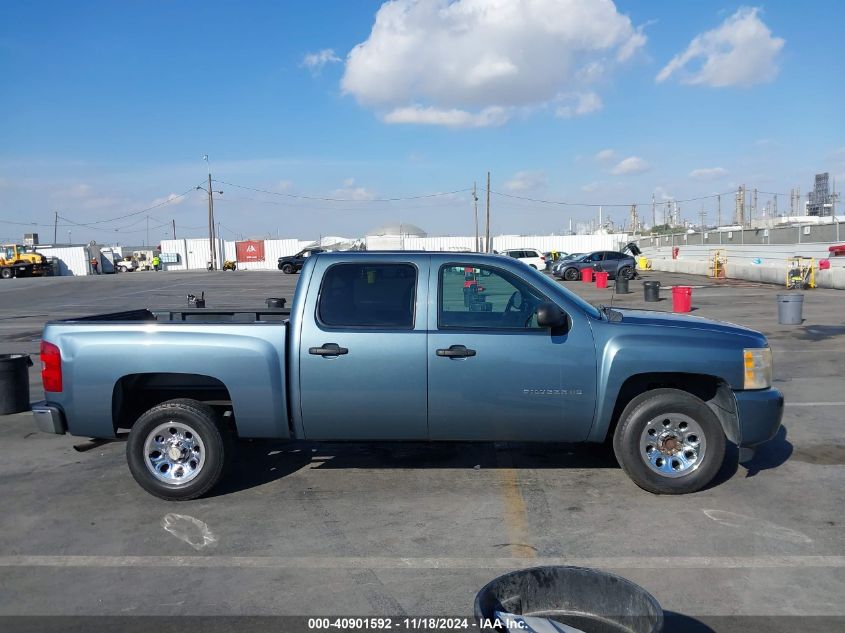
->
<box><xmin>495</xmin><ymin>447</ymin><xmax>536</xmax><ymax>559</ymax></box>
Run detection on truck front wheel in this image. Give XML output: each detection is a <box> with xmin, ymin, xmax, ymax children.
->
<box><xmin>126</xmin><ymin>399</ymin><xmax>230</xmax><ymax>501</ymax></box>
<box><xmin>613</xmin><ymin>388</ymin><xmax>725</xmax><ymax>494</ymax></box>
<box><xmin>281</xmin><ymin>263</ymin><xmax>294</xmax><ymax>274</ymax></box>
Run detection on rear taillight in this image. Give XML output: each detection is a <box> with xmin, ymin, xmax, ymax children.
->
<box><xmin>40</xmin><ymin>341</ymin><xmax>62</xmax><ymax>392</ymax></box>
<box><xmin>540</xmin><ymin>256</ymin><xmax>546</xmax><ymax>260</ymax></box>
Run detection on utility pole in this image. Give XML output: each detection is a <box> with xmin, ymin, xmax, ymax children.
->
<box><xmin>172</xmin><ymin>219</ymin><xmax>176</xmax><ymax>240</ymax></box>
<box><xmin>472</xmin><ymin>182</ymin><xmax>479</xmax><ymax>252</ymax></box>
<box><xmin>630</xmin><ymin>203</ymin><xmax>638</xmax><ymax>234</ymax></box>
<box><xmin>145</xmin><ymin>215</ymin><xmax>149</xmax><ymax>247</ymax></box>
<box><xmin>53</xmin><ymin>211</ymin><xmax>58</xmax><ymax>244</ymax></box>
<box><xmin>651</xmin><ymin>194</ymin><xmax>656</xmax><ymax>229</ymax></box>
<box><xmin>485</xmin><ymin>171</ymin><xmax>491</xmax><ymax>253</ymax></box>
<box><xmin>207</xmin><ymin>171</ymin><xmax>218</xmax><ymax>270</ymax></box>
<box><xmin>698</xmin><ymin>203</ymin><xmax>706</xmax><ymax>230</ymax></box>
<box><xmin>717</xmin><ymin>195</ymin><xmax>722</xmax><ymax>227</ymax></box>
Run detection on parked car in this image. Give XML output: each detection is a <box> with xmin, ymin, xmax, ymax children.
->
<box><xmin>33</xmin><ymin>251</ymin><xmax>783</xmax><ymax>500</ymax></box>
<box><xmin>551</xmin><ymin>253</ymin><xmax>584</xmax><ymax>277</ymax></box>
<box><xmin>502</xmin><ymin>248</ymin><xmax>545</xmax><ymax>269</ymax></box>
<box><xmin>278</xmin><ymin>247</ymin><xmax>325</xmax><ymax>274</ymax></box>
<box><xmin>115</xmin><ymin>257</ymin><xmax>139</xmax><ymax>273</ymax></box>
<box><xmin>543</xmin><ymin>251</ymin><xmax>569</xmax><ymax>272</ymax></box>
<box><xmin>556</xmin><ymin>250</ymin><xmax>637</xmax><ymax>281</ymax></box>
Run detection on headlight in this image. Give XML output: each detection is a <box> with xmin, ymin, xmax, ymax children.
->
<box><xmin>743</xmin><ymin>348</ymin><xmax>772</xmax><ymax>389</ymax></box>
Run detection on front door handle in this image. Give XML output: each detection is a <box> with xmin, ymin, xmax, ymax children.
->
<box><xmin>436</xmin><ymin>344</ymin><xmax>476</xmax><ymax>358</ymax></box>
<box><xmin>309</xmin><ymin>343</ymin><xmax>348</xmax><ymax>357</ymax></box>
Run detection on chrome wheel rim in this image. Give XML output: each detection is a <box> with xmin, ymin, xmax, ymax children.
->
<box><xmin>143</xmin><ymin>421</ymin><xmax>206</xmax><ymax>485</ymax></box>
<box><xmin>639</xmin><ymin>413</ymin><xmax>706</xmax><ymax>478</ymax></box>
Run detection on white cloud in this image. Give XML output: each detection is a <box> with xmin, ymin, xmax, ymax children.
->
<box><xmin>689</xmin><ymin>167</ymin><xmax>728</xmax><ymax>180</ymax></box>
<box><xmin>555</xmin><ymin>92</ymin><xmax>603</xmax><ymax>118</ymax></box>
<box><xmin>611</xmin><ymin>156</ymin><xmax>649</xmax><ymax>175</ymax></box>
<box><xmin>301</xmin><ymin>48</ymin><xmax>342</xmax><ymax>74</ymax></box>
<box><xmin>342</xmin><ymin>0</ymin><xmax>645</xmax><ymax>127</ymax></box>
<box><xmin>657</xmin><ymin>7</ymin><xmax>784</xmax><ymax>87</ymax></box>
<box><xmin>52</xmin><ymin>183</ymin><xmax>93</xmax><ymax>199</ymax></box>
<box><xmin>383</xmin><ymin>105</ymin><xmax>508</xmax><ymax>128</ymax></box>
<box><xmin>595</xmin><ymin>148</ymin><xmax>616</xmax><ymax>163</ymax></box>
<box><xmin>151</xmin><ymin>192</ymin><xmax>188</xmax><ymax>207</ymax></box>
<box><xmin>332</xmin><ymin>178</ymin><xmax>376</xmax><ymax>201</ymax></box>
<box><xmin>505</xmin><ymin>171</ymin><xmax>547</xmax><ymax>192</ymax></box>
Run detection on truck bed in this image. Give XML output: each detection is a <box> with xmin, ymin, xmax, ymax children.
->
<box><xmin>41</xmin><ymin>308</ymin><xmax>292</xmax><ymax>440</ymax></box>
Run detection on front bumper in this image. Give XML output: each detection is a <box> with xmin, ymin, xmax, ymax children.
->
<box><xmin>734</xmin><ymin>387</ymin><xmax>784</xmax><ymax>447</ymax></box>
<box><xmin>31</xmin><ymin>402</ymin><xmax>67</xmax><ymax>435</ymax></box>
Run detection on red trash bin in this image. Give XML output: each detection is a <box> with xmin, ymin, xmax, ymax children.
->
<box><xmin>672</xmin><ymin>286</ymin><xmax>692</xmax><ymax>312</ymax></box>
<box><xmin>581</xmin><ymin>268</ymin><xmax>594</xmax><ymax>283</ymax></box>
<box><xmin>594</xmin><ymin>271</ymin><xmax>609</xmax><ymax>288</ymax></box>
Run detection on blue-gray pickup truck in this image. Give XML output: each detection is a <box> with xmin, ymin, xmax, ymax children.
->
<box><xmin>32</xmin><ymin>251</ymin><xmax>783</xmax><ymax>500</ymax></box>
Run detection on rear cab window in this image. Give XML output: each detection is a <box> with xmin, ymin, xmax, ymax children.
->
<box><xmin>318</xmin><ymin>263</ymin><xmax>417</xmax><ymax>328</ymax></box>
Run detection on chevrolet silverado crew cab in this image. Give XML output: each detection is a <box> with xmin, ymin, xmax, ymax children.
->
<box><xmin>32</xmin><ymin>251</ymin><xmax>783</xmax><ymax>500</ymax></box>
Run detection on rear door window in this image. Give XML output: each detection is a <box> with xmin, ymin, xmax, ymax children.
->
<box><xmin>318</xmin><ymin>263</ymin><xmax>417</xmax><ymax>328</ymax></box>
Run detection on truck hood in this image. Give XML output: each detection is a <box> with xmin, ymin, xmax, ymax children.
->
<box><xmin>612</xmin><ymin>308</ymin><xmax>768</xmax><ymax>346</ymax></box>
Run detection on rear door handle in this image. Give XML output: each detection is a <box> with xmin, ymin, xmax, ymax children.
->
<box><xmin>436</xmin><ymin>344</ymin><xmax>476</xmax><ymax>358</ymax></box>
<box><xmin>309</xmin><ymin>343</ymin><xmax>348</xmax><ymax>357</ymax></box>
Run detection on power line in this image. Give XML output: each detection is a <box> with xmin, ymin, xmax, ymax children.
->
<box><xmin>489</xmin><ymin>189</ymin><xmax>737</xmax><ymax>208</ymax></box>
<box><xmin>211</xmin><ymin>192</ymin><xmax>465</xmax><ymax>212</ymax></box>
<box><xmin>58</xmin><ymin>186</ymin><xmax>201</xmax><ymax>227</ymax></box>
<box><xmin>214</xmin><ymin>179</ymin><xmax>473</xmax><ymax>202</ymax></box>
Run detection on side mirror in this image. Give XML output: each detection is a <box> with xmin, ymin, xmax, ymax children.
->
<box><xmin>536</xmin><ymin>302</ymin><xmax>568</xmax><ymax>329</ymax></box>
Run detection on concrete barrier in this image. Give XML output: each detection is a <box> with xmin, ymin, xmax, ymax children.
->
<box><xmin>648</xmin><ymin>257</ymin><xmax>845</xmax><ymax>289</ymax></box>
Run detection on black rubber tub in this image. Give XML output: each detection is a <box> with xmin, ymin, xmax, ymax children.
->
<box><xmin>474</xmin><ymin>566</ymin><xmax>663</xmax><ymax>633</ymax></box>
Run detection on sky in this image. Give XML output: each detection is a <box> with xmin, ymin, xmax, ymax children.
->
<box><xmin>1</xmin><ymin>0</ymin><xmax>843</xmax><ymax>245</ymax></box>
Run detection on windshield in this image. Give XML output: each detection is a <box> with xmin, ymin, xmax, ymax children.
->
<box><xmin>521</xmin><ymin>260</ymin><xmax>601</xmax><ymax>319</ymax></box>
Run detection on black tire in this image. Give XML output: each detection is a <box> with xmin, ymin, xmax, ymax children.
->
<box><xmin>1</xmin><ymin>268</ymin><xmax>12</xmax><ymax>279</ymax></box>
<box><xmin>613</xmin><ymin>388</ymin><xmax>726</xmax><ymax>495</ymax></box>
<box><xmin>619</xmin><ymin>265</ymin><xmax>634</xmax><ymax>280</ymax></box>
<box><xmin>126</xmin><ymin>399</ymin><xmax>230</xmax><ymax>501</ymax></box>
<box><xmin>281</xmin><ymin>263</ymin><xmax>294</xmax><ymax>274</ymax></box>
<box><xmin>563</xmin><ymin>267</ymin><xmax>579</xmax><ymax>281</ymax></box>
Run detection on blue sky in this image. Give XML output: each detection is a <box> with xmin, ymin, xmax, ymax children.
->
<box><xmin>1</xmin><ymin>0</ymin><xmax>843</xmax><ymax>244</ymax></box>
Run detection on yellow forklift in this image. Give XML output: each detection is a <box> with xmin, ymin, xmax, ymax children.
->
<box><xmin>0</xmin><ymin>244</ymin><xmax>51</xmax><ymax>279</ymax></box>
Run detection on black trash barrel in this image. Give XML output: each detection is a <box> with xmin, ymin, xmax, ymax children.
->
<box><xmin>643</xmin><ymin>280</ymin><xmax>661</xmax><ymax>302</ymax></box>
<box><xmin>615</xmin><ymin>275</ymin><xmax>629</xmax><ymax>294</ymax></box>
<box><xmin>266</xmin><ymin>297</ymin><xmax>286</xmax><ymax>309</ymax></box>
<box><xmin>0</xmin><ymin>354</ymin><xmax>33</xmax><ymax>415</ymax></box>
<box><xmin>475</xmin><ymin>566</ymin><xmax>663</xmax><ymax>633</ymax></box>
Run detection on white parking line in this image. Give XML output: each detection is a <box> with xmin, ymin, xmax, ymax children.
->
<box><xmin>785</xmin><ymin>402</ymin><xmax>845</xmax><ymax>407</ymax></box>
<box><xmin>0</xmin><ymin>555</ymin><xmax>840</xmax><ymax>570</ymax></box>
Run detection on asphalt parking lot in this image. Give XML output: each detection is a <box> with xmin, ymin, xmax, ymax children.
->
<box><xmin>0</xmin><ymin>268</ymin><xmax>843</xmax><ymax>631</ymax></box>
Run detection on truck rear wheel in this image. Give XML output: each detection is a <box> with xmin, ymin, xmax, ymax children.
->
<box><xmin>1</xmin><ymin>268</ymin><xmax>12</xmax><ymax>279</ymax></box>
<box><xmin>281</xmin><ymin>263</ymin><xmax>294</xmax><ymax>274</ymax></box>
<box><xmin>613</xmin><ymin>388</ymin><xmax>725</xmax><ymax>494</ymax></box>
<box><xmin>126</xmin><ymin>399</ymin><xmax>230</xmax><ymax>501</ymax></box>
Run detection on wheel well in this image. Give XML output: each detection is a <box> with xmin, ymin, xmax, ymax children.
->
<box><xmin>112</xmin><ymin>373</ymin><xmax>233</xmax><ymax>434</ymax></box>
<box><xmin>607</xmin><ymin>372</ymin><xmax>736</xmax><ymax>442</ymax></box>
